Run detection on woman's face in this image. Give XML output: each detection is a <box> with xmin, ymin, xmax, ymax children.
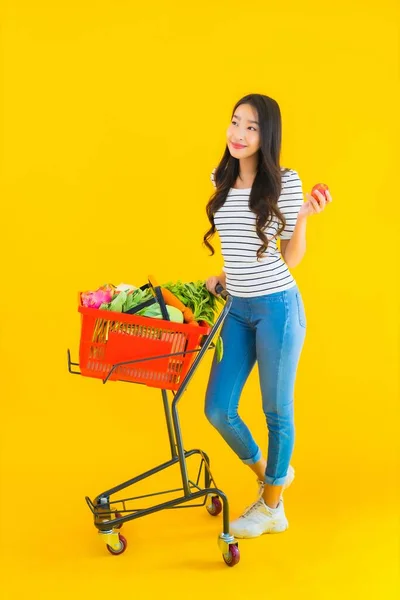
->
<box><xmin>226</xmin><ymin>103</ymin><xmax>261</xmax><ymax>159</ymax></box>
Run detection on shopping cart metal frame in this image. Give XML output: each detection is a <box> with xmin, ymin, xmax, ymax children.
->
<box><xmin>67</xmin><ymin>284</ymin><xmax>241</xmax><ymax>567</ymax></box>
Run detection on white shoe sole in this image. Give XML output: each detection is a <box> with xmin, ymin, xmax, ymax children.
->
<box><xmin>232</xmin><ymin>519</ymin><xmax>289</xmax><ymax>539</ymax></box>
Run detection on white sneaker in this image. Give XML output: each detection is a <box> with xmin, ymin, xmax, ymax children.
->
<box><xmin>256</xmin><ymin>464</ymin><xmax>295</xmax><ymax>498</ymax></box>
<box><xmin>230</xmin><ymin>497</ymin><xmax>288</xmax><ymax>538</ymax></box>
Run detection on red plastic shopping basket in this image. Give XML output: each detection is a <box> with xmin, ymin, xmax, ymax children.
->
<box><xmin>78</xmin><ymin>294</ymin><xmax>211</xmax><ymax>391</ymax></box>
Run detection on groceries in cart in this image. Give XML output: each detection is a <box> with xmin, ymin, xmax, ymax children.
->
<box><xmin>78</xmin><ymin>275</ymin><xmax>226</xmax><ymax>373</ymax></box>
<box><xmin>80</xmin><ymin>275</ymin><xmax>224</xmax><ymax>327</ymax></box>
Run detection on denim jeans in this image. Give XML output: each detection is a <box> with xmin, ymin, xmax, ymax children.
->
<box><xmin>205</xmin><ymin>285</ymin><xmax>306</xmax><ymax>486</ymax></box>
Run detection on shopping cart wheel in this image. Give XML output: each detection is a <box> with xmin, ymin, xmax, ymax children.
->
<box><xmin>106</xmin><ymin>534</ymin><xmax>127</xmax><ymax>555</ymax></box>
<box><xmin>206</xmin><ymin>495</ymin><xmax>222</xmax><ymax>517</ymax></box>
<box><xmin>114</xmin><ymin>512</ymin><xmax>123</xmax><ymax>529</ymax></box>
<box><xmin>223</xmin><ymin>543</ymin><xmax>240</xmax><ymax>567</ymax></box>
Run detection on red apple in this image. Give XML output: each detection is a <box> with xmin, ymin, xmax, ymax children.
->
<box><xmin>311</xmin><ymin>183</ymin><xmax>329</xmax><ymax>203</ymax></box>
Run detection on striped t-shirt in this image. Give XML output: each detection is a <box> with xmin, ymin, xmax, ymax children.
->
<box><xmin>210</xmin><ymin>167</ymin><xmax>304</xmax><ymax>298</ymax></box>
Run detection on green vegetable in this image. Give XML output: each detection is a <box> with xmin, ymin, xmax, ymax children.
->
<box><xmin>215</xmin><ymin>336</ymin><xmax>223</xmax><ymax>362</ymax></box>
<box><xmin>161</xmin><ymin>280</ymin><xmax>224</xmax><ymax>327</ymax></box>
<box><xmin>136</xmin><ymin>303</ymin><xmax>184</xmax><ymax>323</ymax></box>
<box><xmin>100</xmin><ymin>288</ymin><xmax>154</xmax><ymax>313</ymax></box>
<box><xmin>165</xmin><ymin>305</ymin><xmax>184</xmax><ymax>323</ymax></box>
<box><xmin>123</xmin><ymin>288</ymin><xmax>153</xmax><ymax>312</ymax></box>
<box><xmin>109</xmin><ymin>290</ymin><xmax>127</xmax><ymax>313</ymax></box>
<box><xmin>161</xmin><ymin>279</ymin><xmax>226</xmax><ymax>363</ymax></box>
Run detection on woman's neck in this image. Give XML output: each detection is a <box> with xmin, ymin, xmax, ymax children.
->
<box><xmin>238</xmin><ymin>156</ymin><xmax>258</xmax><ymax>182</ymax></box>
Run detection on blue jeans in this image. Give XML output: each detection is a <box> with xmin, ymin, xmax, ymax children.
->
<box><xmin>205</xmin><ymin>285</ymin><xmax>306</xmax><ymax>486</ymax></box>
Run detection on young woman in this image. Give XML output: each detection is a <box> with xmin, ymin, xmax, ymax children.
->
<box><xmin>203</xmin><ymin>93</ymin><xmax>332</xmax><ymax>539</ymax></box>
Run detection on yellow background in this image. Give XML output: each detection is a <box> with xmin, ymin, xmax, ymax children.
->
<box><xmin>1</xmin><ymin>1</ymin><xmax>399</xmax><ymax>598</ymax></box>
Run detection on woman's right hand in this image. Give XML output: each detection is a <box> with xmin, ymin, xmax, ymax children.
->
<box><xmin>206</xmin><ymin>273</ymin><xmax>226</xmax><ymax>297</ymax></box>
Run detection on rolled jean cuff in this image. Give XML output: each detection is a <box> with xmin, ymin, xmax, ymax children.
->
<box><xmin>264</xmin><ymin>474</ymin><xmax>288</xmax><ymax>486</ymax></box>
<box><xmin>242</xmin><ymin>448</ymin><xmax>262</xmax><ymax>466</ymax></box>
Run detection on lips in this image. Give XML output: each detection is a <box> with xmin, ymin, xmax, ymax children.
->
<box><xmin>231</xmin><ymin>143</ymin><xmax>247</xmax><ymax>149</ymax></box>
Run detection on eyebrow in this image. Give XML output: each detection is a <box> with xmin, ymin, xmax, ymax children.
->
<box><xmin>233</xmin><ymin>113</ymin><xmax>259</xmax><ymax>125</ymax></box>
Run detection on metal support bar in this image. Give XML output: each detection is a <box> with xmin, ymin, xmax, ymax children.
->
<box><xmin>170</xmin><ymin>296</ymin><xmax>232</xmax><ymax>495</ymax></box>
<box><xmin>93</xmin><ymin>486</ymin><xmax>228</xmax><ymax>532</ymax></box>
<box><xmin>161</xmin><ymin>389</ymin><xmax>177</xmax><ymax>459</ymax></box>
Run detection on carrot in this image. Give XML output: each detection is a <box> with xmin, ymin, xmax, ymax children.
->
<box><xmin>148</xmin><ymin>274</ymin><xmax>199</xmax><ymax>325</ymax></box>
<box><xmin>160</xmin><ymin>287</ymin><xmax>199</xmax><ymax>325</ymax></box>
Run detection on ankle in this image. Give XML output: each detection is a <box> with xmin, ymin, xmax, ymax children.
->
<box><xmin>264</xmin><ymin>500</ymin><xmax>279</xmax><ymax>510</ymax></box>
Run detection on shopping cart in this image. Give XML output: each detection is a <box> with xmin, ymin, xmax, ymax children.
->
<box><xmin>67</xmin><ymin>279</ymin><xmax>241</xmax><ymax>567</ymax></box>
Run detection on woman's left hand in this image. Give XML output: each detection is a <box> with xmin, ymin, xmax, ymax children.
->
<box><xmin>299</xmin><ymin>189</ymin><xmax>333</xmax><ymax>219</ymax></box>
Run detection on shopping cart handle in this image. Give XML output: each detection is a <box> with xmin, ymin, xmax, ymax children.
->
<box><xmin>215</xmin><ymin>283</ymin><xmax>229</xmax><ymax>300</ymax></box>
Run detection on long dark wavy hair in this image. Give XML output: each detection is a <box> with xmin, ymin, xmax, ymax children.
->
<box><xmin>203</xmin><ymin>94</ymin><xmax>290</xmax><ymax>260</ymax></box>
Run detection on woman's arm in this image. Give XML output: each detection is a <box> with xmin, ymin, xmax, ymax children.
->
<box><xmin>280</xmin><ymin>187</ymin><xmax>333</xmax><ymax>268</ymax></box>
<box><xmin>219</xmin><ymin>270</ymin><xmax>227</xmax><ymax>285</ymax></box>
<box><xmin>206</xmin><ymin>270</ymin><xmax>226</xmax><ymax>296</ymax></box>
<box><xmin>280</xmin><ymin>215</ymin><xmax>307</xmax><ymax>268</ymax></box>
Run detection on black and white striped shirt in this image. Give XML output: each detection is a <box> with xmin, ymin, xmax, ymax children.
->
<box><xmin>210</xmin><ymin>167</ymin><xmax>304</xmax><ymax>297</ymax></box>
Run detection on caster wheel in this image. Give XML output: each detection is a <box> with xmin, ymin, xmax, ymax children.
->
<box><xmin>114</xmin><ymin>512</ymin><xmax>123</xmax><ymax>529</ymax></box>
<box><xmin>206</xmin><ymin>496</ymin><xmax>222</xmax><ymax>517</ymax></box>
<box><xmin>223</xmin><ymin>543</ymin><xmax>240</xmax><ymax>567</ymax></box>
<box><xmin>107</xmin><ymin>534</ymin><xmax>127</xmax><ymax>555</ymax></box>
